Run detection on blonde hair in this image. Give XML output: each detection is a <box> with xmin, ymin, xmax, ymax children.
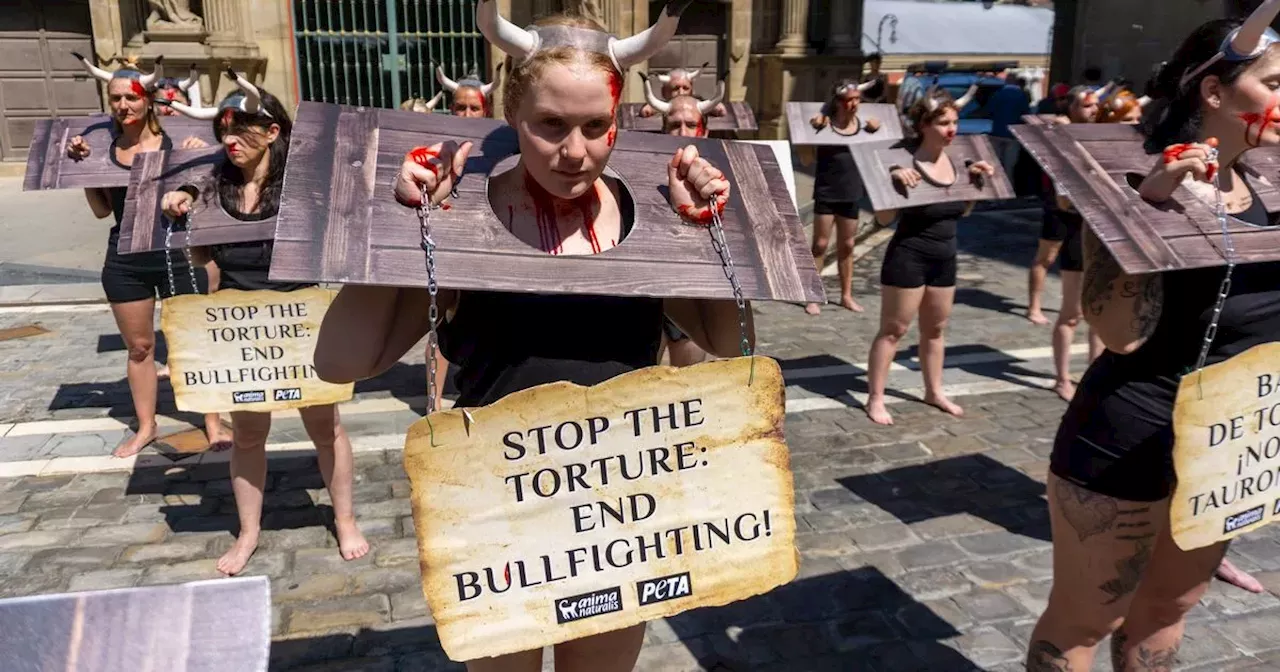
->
<box><xmin>502</xmin><ymin>14</ymin><xmax>620</xmax><ymax>119</ymax></box>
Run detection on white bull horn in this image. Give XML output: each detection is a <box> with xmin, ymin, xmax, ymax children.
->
<box><xmin>857</xmin><ymin>79</ymin><xmax>876</xmax><ymax>92</ymax></box>
<box><xmin>425</xmin><ymin>90</ymin><xmax>445</xmax><ymax>112</ymax></box>
<box><xmin>225</xmin><ymin>68</ymin><xmax>266</xmax><ymax>116</ymax></box>
<box><xmin>644</xmin><ymin>79</ymin><xmax>672</xmax><ymax>114</ymax></box>
<box><xmin>436</xmin><ymin>65</ymin><xmax>460</xmax><ymax>93</ymax></box>
<box><xmin>954</xmin><ymin>83</ymin><xmax>978</xmax><ymax>109</ymax></box>
<box><xmin>476</xmin><ymin>0</ymin><xmax>538</xmax><ymax>62</ymax></box>
<box><xmin>697</xmin><ymin>80</ymin><xmax>726</xmax><ymax>115</ymax></box>
<box><xmin>610</xmin><ymin>1</ymin><xmax>691</xmax><ymax>70</ymax></box>
<box><xmin>158</xmin><ymin>99</ymin><xmax>220</xmax><ymax>120</ymax></box>
<box><xmin>137</xmin><ymin>55</ymin><xmax>163</xmax><ymax>90</ymax></box>
<box><xmin>1233</xmin><ymin>0</ymin><xmax>1280</xmax><ymax>57</ymax></box>
<box><xmin>71</xmin><ymin>51</ymin><xmax>113</xmax><ymax>83</ymax></box>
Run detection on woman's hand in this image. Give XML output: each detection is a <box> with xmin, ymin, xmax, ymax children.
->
<box><xmin>709</xmin><ymin>102</ymin><xmax>728</xmax><ymax>118</ymax></box>
<box><xmin>1137</xmin><ymin>138</ymin><xmax>1219</xmax><ymax>204</ymax></box>
<box><xmin>639</xmin><ymin>104</ymin><xmax>657</xmax><ymax>118</ymax></box>
<box><xmin>865</xmin><ymin>117</ymin><xmax>882</xmax><ymax>133</ymax></box>
<box><xmin>891</xmin><ymin>166</ymin><xmax>922</xmax><ymax>189</ymax></box>
<box><xmin>162</xmin><ymin>190</ymin><xmax>194</xmax><ymax>219</ymax></box>
<box><xmin>66</xmin><ymin>135</ymin><xmax>90</xmax><ymax>161</ymax></box>
<box><xmin>668</xmin><ymin>145</ymin><xmax>731</xmax><ymax>225</ymax></box>
<box><xmin>394</xmin><ymin>141</ymin><xmax>473</xmax><ymax>208</ymax></box>
<box><xmin>968</xmin><ymin>160</ymin><xmax>996</xmax><ymax>178</ymax></box>
<box><xmin>809</xmin><ymin>113</ymin><xmax>829</xmax><ymax>130</ymax></box>
<box><xmin>181</xmin><ymin>136</ymin><xmax>209</xmax><ymax>150</ymax></box>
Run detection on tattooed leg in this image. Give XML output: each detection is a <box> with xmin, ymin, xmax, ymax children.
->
<box><xmin>1026</xmin><ymin>640</ymin><xmax>1073</xmax><ymax>671</ymax></box>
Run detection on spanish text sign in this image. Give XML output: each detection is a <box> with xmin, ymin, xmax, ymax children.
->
<box><xmin>404</xmin><ymin>357</ymin><xmax>798</xmax><ymax>661</ymax></box>
<box><xmin>160</xmin><ymin>287</ymin><xmax>353</xmax><ymax>413</ymax></box>
<box><xmin>1172</xmin><ymin>343</ymin><xmax>1280</xmax><ymax>550</ymax></box>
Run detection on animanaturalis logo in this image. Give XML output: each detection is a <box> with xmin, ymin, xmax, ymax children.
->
<box><xmin>554</xmin><ymin>586</ymin><xmax>623</xmax><ymax>624</ymax></box>
<box><xmin>232</xmin><ymin>390</ymin><xmax>266</xmax><ymax>404</ymax></box>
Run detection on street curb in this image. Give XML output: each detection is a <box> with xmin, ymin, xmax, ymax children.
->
<box><xmin>0</xmin><ymin>283</ymin><xmax>106</xmax><ymax>308</ymax></box>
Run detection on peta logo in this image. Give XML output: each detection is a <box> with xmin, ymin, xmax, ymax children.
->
<box><xmin>1224</xmin><ymin>504</ymin><xmax>1266</xmax><ymax>534</ymax></box>
<box><xmin>273</xmin><ymin>388</ymin><xmax>302</xmax><ymax>402</ymax></box>
<box><xmin>636</xmin><ymin>572</ymin><xmax>692</xmax><ymax>607</ymax></box>
<box><xmin>554</xmin><ymin>586</ymin><xmax>622</xmax><ymax>624</ymax></box>
<box><xmin>231</xmin><ymin>390</ymin><xmax>266</xmax><ymax>404</ymax></box>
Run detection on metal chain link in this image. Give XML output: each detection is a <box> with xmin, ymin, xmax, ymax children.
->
<box><xmin>163</xmin><ymin>214</ymin><xmax>177</xmax><ymax>298</ymax></box>
<box><xmin>706</xmin><ymin>208</ymin><xmax>752</xmax><ymax>358</ymax></box>
<box><xmin>419</xmin><ymin>183</ymin><xmax>456</xmax><ymax>414</ymax></box>
<box><xmin>181</xmin><ymin>207</ymin><xmax>199</xmax><ymax>294</ymax></box>
<box><xmin>1194</xmin><ymin>147</ymin><xmax>1237</xmax><ymax>373</ymax></box>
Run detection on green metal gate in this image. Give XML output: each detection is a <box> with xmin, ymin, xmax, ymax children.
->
<box><xmin>293</xmin><ymin>0</ymin><xmax>488</xmax><ymax>110</ymax></box>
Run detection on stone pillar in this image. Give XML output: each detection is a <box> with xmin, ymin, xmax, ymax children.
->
<box><xmin>775</xmin><ymin>0</ymin><xmax>811</xmax><ymax>55</ymax></box>
<box><xmin>728</xmin><ymin>0</ymin><xmax>753</xmax><ymax>103</ymax></box>
<box><xmin>826</xmin><ymin>0</ymin><xmax>861</xmax><ymax>56</ymax></box>
<box><xmin>203</xmin><ymin>0</ymin><xmax>244</xmax><ymax>47</ymax></box>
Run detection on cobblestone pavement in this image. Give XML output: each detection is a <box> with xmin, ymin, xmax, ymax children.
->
<box><xmin>2</xmin><ymin>209</ymin><xmax>1280</xmax><ymax>671</ymax></box>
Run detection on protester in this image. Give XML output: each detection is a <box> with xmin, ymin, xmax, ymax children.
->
<box><xmin>1028</xmin><ymin>7</ymin><xmax>1280</xmax><ymax>669</ymax></box>
<box><xmin>799</xmin><ymin>79</ymin><xmax>883</xmax><ymax>315</ymax></box>
<box><xmin>1027</xmin><ymin>86</ymin><xmax>1099</xmax><ymax>326</ymax></box>
<box><xmin>436</xmin><ymin>65</ymin><xmax>500</xmax><ymax>118</ymax></box>
<box><xmin>315</xmin><ymin>3</ymin><xmax>749</xmax><ymax>669</ymax></box>
<box><xmin>159</xmin><ymin>73</ymin><xmax>369</xmax><ymax>576</ymax></box>
<box><xmin>864</xmin><ymin>86</ymin><xmax>993</xmax><ymax>426</ymax></box>
<box><xmin>400</xmin><ymin>91</ymin><xmax>445</xmax><ymax>113</ymax></box>
<box><xmin>67</xmin><ymin>53</ymin><xmax>229</xmax><ymax>457</ymax></box>
<box><xmin>1035</xmin><ymin>82</ymin><xmax>1071</xmax><ymax>115</ymax></box>
<box><xmin>639</xmin><ymin>63</ymin><xmax>726</xmax><ymax>118</ymax></box>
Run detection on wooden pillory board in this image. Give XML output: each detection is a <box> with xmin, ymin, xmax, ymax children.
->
<box><xmin>1012</xmin><ymin>115</ymin><xmax>1280</xmax><ymax>274</ymax></box>
<box><xmin>116</xmin><ymin>148</ymin><xmax>277</xmax><ymax>254</ymax></box>
<box><xmin>851</xmin><ymin>135</ymin><xmax>1015</xmax><ymax>211</ymax></box>
<box><xmin>271</xmin><ymin>101</ymin><xmax>823</xmax><ymax>303</ymax></box>
<box><xmin>785</xmin><ymin>102</ymin><xmax>904</xmax><ymax>146</ymax></box>
<box><xmin>23</xmin><ymin>116</ymin><xmax>216</xmax><ymax>191</ymax></box>
<box><xmin>616</xmin><ymin>102</ymin><xmax>759</xmax><ymax>133</ymax></box>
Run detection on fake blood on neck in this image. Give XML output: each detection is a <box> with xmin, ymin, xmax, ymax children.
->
<box><xmin>522</xmin><ymin>170</ymin><xmax>603</xmax><ymax>255</ymax></box>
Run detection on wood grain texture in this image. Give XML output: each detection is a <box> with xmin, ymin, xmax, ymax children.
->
<box><xmin>1011</xmin><ymin>117</ymin><xmax>1280</xmax><ymax>273</ymax></box>
<box><xmin>270</xmin><ymin>101</ymin><xmax>822</xmax><ymax>303</ymax></box>
<box><xmin>786</xmin><ymin>102</ymin><xmax>904</xmax><ymax>146</ymax></box>
<box><xmin>22</xmin><ymin>116</ymin><xmax>217</xmax><ymax>191</ymax></box>
<box><xmin>0</xmin><ymin>576</ymin><xmax>270</xmax><ymax>672</ymax></box>
<box><xmin>116</xmin><ymin>148</ymin><xmax>276</xmax><ymax>254</ymax></box>
<box><xmin>852</xmin><ymin>135</ymin><xmax>1015</xmax><ymax>211</ymax></box>
<box><xmin>616</xmin><ymin>102</ymin><xmax>759</xmax><ymax>132</ymax></box>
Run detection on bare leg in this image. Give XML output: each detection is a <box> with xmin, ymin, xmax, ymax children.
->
<box><xmin>204</xmin><ymin>413</ymin><xmax>232</xmax><ymax>451</ymax></box>
<box><xmin>429</xmin><ymin>347</ymin><xmax>450</xmax><ymax>412</ymax></box>
<box><xmin>554</xmin><ymin>624</ymin><xmax>646</xmax><ymax>672</ymax></box>
<box><xmin>667</xmin><ymin>338</ymin><xmax>707</xmax><ymax>367</ymax></box>
<box><xmin>110</xmin><ymin>298</ymin><xmax>160</xmax><ymax>457</ymax></box>
<box><xmin>806</xmin><ymin>212</ymin><xmax>835</xmax><ymax>315</ymax></box>
<box><xmin>835</xmin><ymin>214</ymin><xmax>863</xmax><ymax>312</ymax></box>
<box><xmin>918</xmin><ymin>285</ymin><xmax>962</xmax><ymax>417</ymax></box>
<box><xmin>1215</xmin><ymin>558</ymin><xmax>1265</xmax><ymax>594</ymax></box>
<box><xmin>218</xmin><ymin>411</ymin><xmax>270</xmax><ymax>575</ymax></box>
<box><xmin>299</xmin><ymin>405</ymin><xmax>368</xmax><ymax>561</ymax></box>
<box><xmin>1053</xmin><ymin>270</ymin><xmax>1085</xmax><ymax>401</ymax></box>
<box><xmin>466</xmin><ymin>648</ymin><xmax>543</xmax><ymax>672</ymax></box>
<box><xmin>865</xmin><ymin>285</ymin><xmax>925</xmax><ymax>426</ymax></box>
<box><xmin>1028</xmin><ymin>239</ymin><xmax>1063</xmax><ymax>325</ymax></box>
<box><xmin>1028</xmin><ymin>475</ymin><xmax>1166</xmax><ymax>670</ymax></box>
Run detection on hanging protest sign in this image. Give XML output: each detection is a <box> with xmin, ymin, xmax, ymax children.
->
<box><xmin>1171</xmin><ymin>343</ymin><xmax>1280</xmax><ymax>550</ymax></box>
<box><xmin>404</xmin><ymin>357</ymin><xmax>798</xmax><ymax>661</ymax></box>
<box><xmin>160</xmin><ymin>287</ymin><xmax>353</xmax><ymax>413</ymax></box>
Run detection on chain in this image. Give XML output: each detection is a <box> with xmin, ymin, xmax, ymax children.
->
<box><xmin>419</xmin><ymin>184</ymin><xmax>456</xmax><ymax>415</ymax></box>
<box><xmin>706</xmin><ymin>207</ymin><xmax>752</xmax><ymax>358</ymax></box>
<box><xmin>181</xmin><ymin>206</ymin><xmax>199</xmax><ymax>294</ymax></box>
<box><xmin>163</xmin><ymin>213</ymin><xmax>178</xmax><ymax>298</ymax></box>
<box><xmin>1193</xmin><ymin>147</ymin><xmax>1237</xmax><ymax>373</ymax></box>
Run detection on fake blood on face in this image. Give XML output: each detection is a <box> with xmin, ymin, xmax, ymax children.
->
<box><xmin>1240</xmin><ymin>98</ymin><xmax>1280</xmax><ymax>146</ymax></box>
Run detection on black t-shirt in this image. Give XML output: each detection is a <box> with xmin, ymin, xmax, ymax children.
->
<box><xmin>103</xmin><ymin>134</ymin><xmax>189</xmax><ymax>273</ymax></box>
<box><xmin>1065</xmin><ymin>176</ymin><xmax>1280</xmax><ymax>444</ymax></box>
<box><xmin>211</xmin><ymin>186</ymin><xmax>311</xmax><ymax>293</ymax></box>
<box><xmin>889</xmin><ymin>200</ymin><xmax>968</xmax><ymax>260</ymax></box>
<box><xmin>814</xmin><ymin>145</ymin><xmax>863</xmax><ymax>204</ymax></box>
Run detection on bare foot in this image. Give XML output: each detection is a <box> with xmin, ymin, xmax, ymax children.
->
<box><xmin>1027</xmin><ymin>310</ymin><xmax>1051</xmax><ymax>326</ymax></box>
<box><xmin>924</xmin><ymin>393</ymin><xmax>965</xmax><ymax>418</ymax></box>
<box><xmin>804</xmin><ymin>302</ymin><xmax>823</xmax><ymax>316</ymax></box>
<box><xmin>866</xmin><ymin>397</ymin><xmax>894</xmax><ymax>425</ymax></box>
<box><xmin>206</xmin><ymin>421</ymin><xmax>234</xmax><ymax>452</ymax></box>
<box><xmin>1216</xmin><ymin>559</ymin><xmax>1265</xmax><ymax>594</ymax></box>
<box><xmin>216</xmin><ymin>532</ymin><xmax>259</xmax><ymax>576</ymax></box>
<box><xmin>113</xmin><ymin>423</ymin><xmax>157</xmax><ymax>458</ymax></box>
<box><xmin>1053</xmin><ymin>379</ymin><xmax>1076</xmax><ymax>402</ymax></box>
<box><xmin>839</xmin><ymin>295</ymin><xmax>865</xmax><ymax>313</ymax></box>
<box><xmin>335</xmin><ymin>516</ymin><xmax>370</xmax><ymax>561</ymax></box>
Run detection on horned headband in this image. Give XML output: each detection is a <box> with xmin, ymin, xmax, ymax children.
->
<box><xmin>835</xmin><ymin>80</ymin><xmax>878</xmax><ymax>96</ymax></box>
<box><xmin>72</xmin><ymin>52</ymin><xmax>164</xmax><ymax>91</ymax></box>
<box><xmin>657</xmin><ymin>63</ymin><xmax>708</xmax><ymax>84</ymax></box>
<box><xmin>1180</xmin><ymin>0</ymin><xmax>1280</xmax><ymax>87</ymax></box>
<box><xmin>920</xmin><ymin>83</ymin><xmax>977</xmax><ymax>113</ymax></box>
<box><xmin>436</xmin><ymin>65</ymin><xmax>498</xmax><ymax>96</ymax></box>
<box><xmin>644</xmin><ymin>78</ymin><xmax>726</xmax><ymax>116</ymax></box>
<box><xmin>477</xmin><ymin>0</ymin><xmax>690</xmax><ymax>73</ymax></box>
<box><xmin>158</xmin><ymin>68</ymin><xmax>271</xmax><ymax>120</ymax></box>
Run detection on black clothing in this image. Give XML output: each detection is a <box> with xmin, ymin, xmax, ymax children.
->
<box><xmin>859</xmin><ymin>75</ymin><xmax>887</xmax><ymax>104</ymax></box>
<box><xmin>1058</xmin><ymin>212</ymin><xmax>1085</xmax><ymax>273</ymax></box>
<box><xmin>100</xmin><ymin>134</ymin><xmax>207</xmax><ymax>303</ymax></box>
<box><xmin>813</xmin><ymin>144</ymin><xmax>864</xmax><ymax>205</ymax></box>
<box><xmin>1051</xmin><ymin>179</ymin><xmax>1280</xmax><ymax>501</ymax></box>
<box><xmin>880</xmin><ymin>200</ymin><xmax>968</xmax><ymax>288</ymax></box>
<box><xmin>1039</xmin><ymin>207</ymin><xmax>1071</xmax><ymax>242</ymax></box>
<box><xmin>207</xmin><ymin>178</ymin><xmax>311</xmax><ymax>293</ymax></box>
<box><xmin>814</xmin><ymin>200</ymin><xmax>859</xmax><ymax>219</ymax></box>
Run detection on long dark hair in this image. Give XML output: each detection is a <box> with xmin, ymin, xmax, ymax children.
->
<box><xmin>213</xmin><ymin>87</ymin><xmax>291</xmax><ymax>218</ymax></box>
<box><xmin>1142</xmin><ymin>19</ymin><xmax>1253</xmax><ymax>152</ymax></box>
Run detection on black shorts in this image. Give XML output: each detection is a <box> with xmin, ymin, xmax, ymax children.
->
<box><xmin>662</xmin><ymin>317</ymin><xmax>688</xmax><ymax>342</ymax></box>
<box><xmin>880</xmin><ymin>242</ymin><xmax>957</xmax><ymax>289</ymax></box>
<box><xmin>1040</xmin><ymin>209</ymin><xmax>1070</xmax><ymax>242</ymax></box>
<box><xmin>1048</xmin><ymin>355</ymin><xmax>1179</xmax><ymax>502</ymax></box>
<box><xmin>102</xmin><ymin>261</ymin><xmax>208</xmax><ymax>303</ymax></box>
<box><xmin>813</xmin><ymin>200</ymin><xmax>859</xmax><ymax>219</ymax></box>
<box><xmin>1059</xmin><ymin>219</ymin><xmax>1084</xmax><ymax>273</ymax></box>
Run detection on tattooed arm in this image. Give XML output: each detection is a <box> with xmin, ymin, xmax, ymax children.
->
<box><xmin>1081</xmin><ymin>227</ymin><xmax>1163</xmax><ymax>354</ymax></box>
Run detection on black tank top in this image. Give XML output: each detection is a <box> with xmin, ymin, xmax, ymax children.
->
<box><xmin>813</xmin><ymin>145</ymin><xmax>863</xmax><ymax>204</ymax></box>
<box><xmin>211</xmin><ymin>185</ymin><xmax>311</xmax><ymax>293</ymax></box>
<box><xmin>890</xmin><ymin>200</ymin><xmax>968</xmax><ymax>259</ymax></box>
